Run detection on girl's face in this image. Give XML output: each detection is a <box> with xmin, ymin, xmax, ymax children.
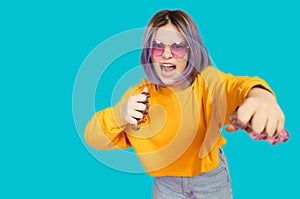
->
<box><xmin>151</xmin><ymin>23</ymin><xmax>189</xmax><ymax>86</ymax></box>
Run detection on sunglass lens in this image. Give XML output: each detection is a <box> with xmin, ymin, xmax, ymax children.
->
<box><xmin>151</xmin><ymin>42</ymin><xmax>164</xmax><ymax>56</ymax></box>
<box><xmin>171</xmin><ymin>43</ymin><xmax>187</xmax><ymax>57</ymax></box>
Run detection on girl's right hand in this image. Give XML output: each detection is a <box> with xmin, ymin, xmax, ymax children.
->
<box><xmin>121</xmin><ymin>87</ymin><xmax>149</xmax><ymax>125</ymax></box>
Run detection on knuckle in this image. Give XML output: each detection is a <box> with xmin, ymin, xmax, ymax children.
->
<box><xmin>253</xmin><ymin>126</ymin><xmax>264</xmax><ymax>134</ymax></box>
<box><xmin>279</xmin><ymin>112</ymin><xmax>285</xmax><ymax>122</ymax></box>
<box><xmin>130</xmin><ymin>118</ymin><xmax>137</xmax><ymax>125</ymax></box>
<box><xmin>266</xmin><ymin>125</ymin><xmax>276</xmax><ymax>135</ymax></box>
<box><xmin>137</xmin><ymin>111</ymin><xmax>143</xmax><ymax>118</ymax></box>
<box><xmin>141</xmin><ymin>103</ymin><xmax>147</xmax><ymax>110</ymax></box>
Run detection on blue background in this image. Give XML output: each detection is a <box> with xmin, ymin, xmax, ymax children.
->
<box><xmin>1</xmin><ymin>0</ymin><xmax>299</xmax><ymax>198</ymax></box>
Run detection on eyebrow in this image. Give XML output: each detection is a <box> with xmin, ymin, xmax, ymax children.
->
<box><xmin>153</xmin><ymin>39</ymin><xmax>186</xmax><ymax>45</ymax></box>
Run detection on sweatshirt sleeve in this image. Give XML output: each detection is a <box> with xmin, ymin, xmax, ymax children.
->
<box><xmin>220</xmin><ymin>69</ymin><xmax>274</xmax><ymax>124</ymax></box>
<box><xmin>200</xmin><ymin>66</ymin><xmax>275</xmax><ymax>126</ymax></box>
<box><xmin>84</xmin><ymin>87</ymin><xmax>136</xmax><ymax>150</ymax></box>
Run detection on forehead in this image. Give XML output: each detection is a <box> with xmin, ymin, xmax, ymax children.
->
<box><xmin>154</xmin><ymin>23</ymin><xmax>185</xmax><ymax>43</ymax></box>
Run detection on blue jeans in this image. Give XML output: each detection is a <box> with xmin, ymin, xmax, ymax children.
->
<box><xmin>153</xmin><ymin>149</ymin><xmax>233</xmax><ymax>199</ymax></box>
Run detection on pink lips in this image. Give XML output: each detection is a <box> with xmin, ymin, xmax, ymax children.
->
<box><xmin>160</xmin><ymin>62</ymin><xmax>175</xmax><ymax>66</ymax></box>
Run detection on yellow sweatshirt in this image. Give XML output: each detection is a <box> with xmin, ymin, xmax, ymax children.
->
<box><xmin>84</xmin><ymin>66</ymin><xmax>273</xmax><ymax>176</ymax></box>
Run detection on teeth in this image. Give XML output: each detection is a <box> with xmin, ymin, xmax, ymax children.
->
<box><xmin>160</xmin><ymin>64</ymin><xmax>176</xmax><ymax>75</ymax></box>
<box><xmin>161</xmin><ymin>64</ymin><xmax>174</xmax><ymax>67</ymax></box>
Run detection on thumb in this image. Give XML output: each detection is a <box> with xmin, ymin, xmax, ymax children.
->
<box><xmin>225</xmin><ymin>124</ymin><xmax>239</xmax><ymax>132</ymax></box>
<box><xmin>142</xmin><ymin>86</ymin><xmax>148</xmax><ymax>93</ymax></box>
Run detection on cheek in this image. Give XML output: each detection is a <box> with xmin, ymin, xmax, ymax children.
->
<box><xmin>151</xmin><ymin>57</ymin><xmax>161</xmax><ymax>72</ymax></box>
<box><xmin>177</xmin><ymin>60</ymin><xmax>188</xmax><ymax>73</ymax></box>
<box><xmin>177</xmin><ymin>53</ymin><xmax>189</xmax><ymax>73</ymax></box>
<box><xmin>151</xmin><ymin>56</ymin><xmax>160</xmax><ymax>64</ymax></box>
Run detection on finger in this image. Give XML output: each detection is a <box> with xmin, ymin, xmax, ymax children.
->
<box><xmin>135</xmin><ymin>93</ymin><xmax>147</xmax><ymax>102</ymax></box>
<box><xmin>225</xmin><ymin>124</ymin><xmax>239</xmax><ymax>132</ymax></box>
<box><xmin>277</xmin><ymin>122</ymin><xmax>285</xmax><ymax>134</ymax></box>
<box><xmin>142</xmin><ymin>86</ymin><xmax>148</xmax><ymax>93</ymax></box>
<box><xmin>136</xmin><ymin>87</ymin><xmax>150</xmax><ymax>102</ymax></box>
<box><xmin>128</xmin><ymin>96</ymin><xmax>145</xmax><ymax>109</ymax></box>
<box><xmin>276</xmin><ymin>113</ymin><xmax>285</xmax><ymax>133</ymax></box>
<box><xmin>265</xmin><ymin>117</ymin><xmax>277</xmax><ymax>137</ymax></box>
<box><xmin>133</xmin><ymin>102</ymin><xmax>147</xmax><ymax>111</ymax></box>
<box><xmin>127</xmin><ymin>116</ymin><xmax>138</xmax><ymax>125</ymax></box>
<box><xmin>129</xmin><ymin>109</ymin><xmax>144</xmax><ymax>119</ymax></box>
<box><xmin>250</xmin><ymin>112</ymin><xmax>266</xmax><ymax>134</ymax></box>
<box><xmin>236</xmin><ymin>105</ymin><xmax>255</xmax><ymax>125</ymax></box>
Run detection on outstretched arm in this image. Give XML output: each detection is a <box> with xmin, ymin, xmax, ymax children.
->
<box><xmin>226</xmin><ymin>87</ymin><xmax>285</xmax><ymax>137</ymax></box>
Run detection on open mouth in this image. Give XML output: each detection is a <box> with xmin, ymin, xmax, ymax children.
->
<box><xmin>160</xmin><ymin>64</ymin><xmax>176</xmax><ymax>77</ymax></box>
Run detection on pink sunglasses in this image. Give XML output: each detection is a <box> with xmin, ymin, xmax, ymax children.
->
<box><xmin>151</xmin><ymin>40</ymin><xmax>189</xmax><ymax>58</ymax></box>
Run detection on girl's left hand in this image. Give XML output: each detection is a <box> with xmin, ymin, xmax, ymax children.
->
<box><xmin>226</xmin><ymin>87</ymin><xmax>285</xmax><ymax>136</ymax></box>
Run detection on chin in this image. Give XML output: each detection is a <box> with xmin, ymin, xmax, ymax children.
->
<box><xmin>160</xmin><ymin>78</ymin><xmax>175</xmax><ymax>86</ymax></box>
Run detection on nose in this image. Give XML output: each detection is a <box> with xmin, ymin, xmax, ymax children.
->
<box><xmin>162</xmin><ymin>46</ymin><xmax>173</xmax><ymax>59</ymax></box>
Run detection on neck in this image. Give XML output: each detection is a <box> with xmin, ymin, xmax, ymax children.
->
<box><xmin>163</xmin><ymin>80</ymin><xmax>192</xmax><ymax>92</ymax></box>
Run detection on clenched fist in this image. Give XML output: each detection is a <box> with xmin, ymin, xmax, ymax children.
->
<box><xmin>226</xmin><ymin>87</ymin><xmax>285</xmax><ymax>137</ymax></box>
<box><xmin>121</xmin><ymin>87</ymin><xmax>150</xmax><ymax>129</ymax></box>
